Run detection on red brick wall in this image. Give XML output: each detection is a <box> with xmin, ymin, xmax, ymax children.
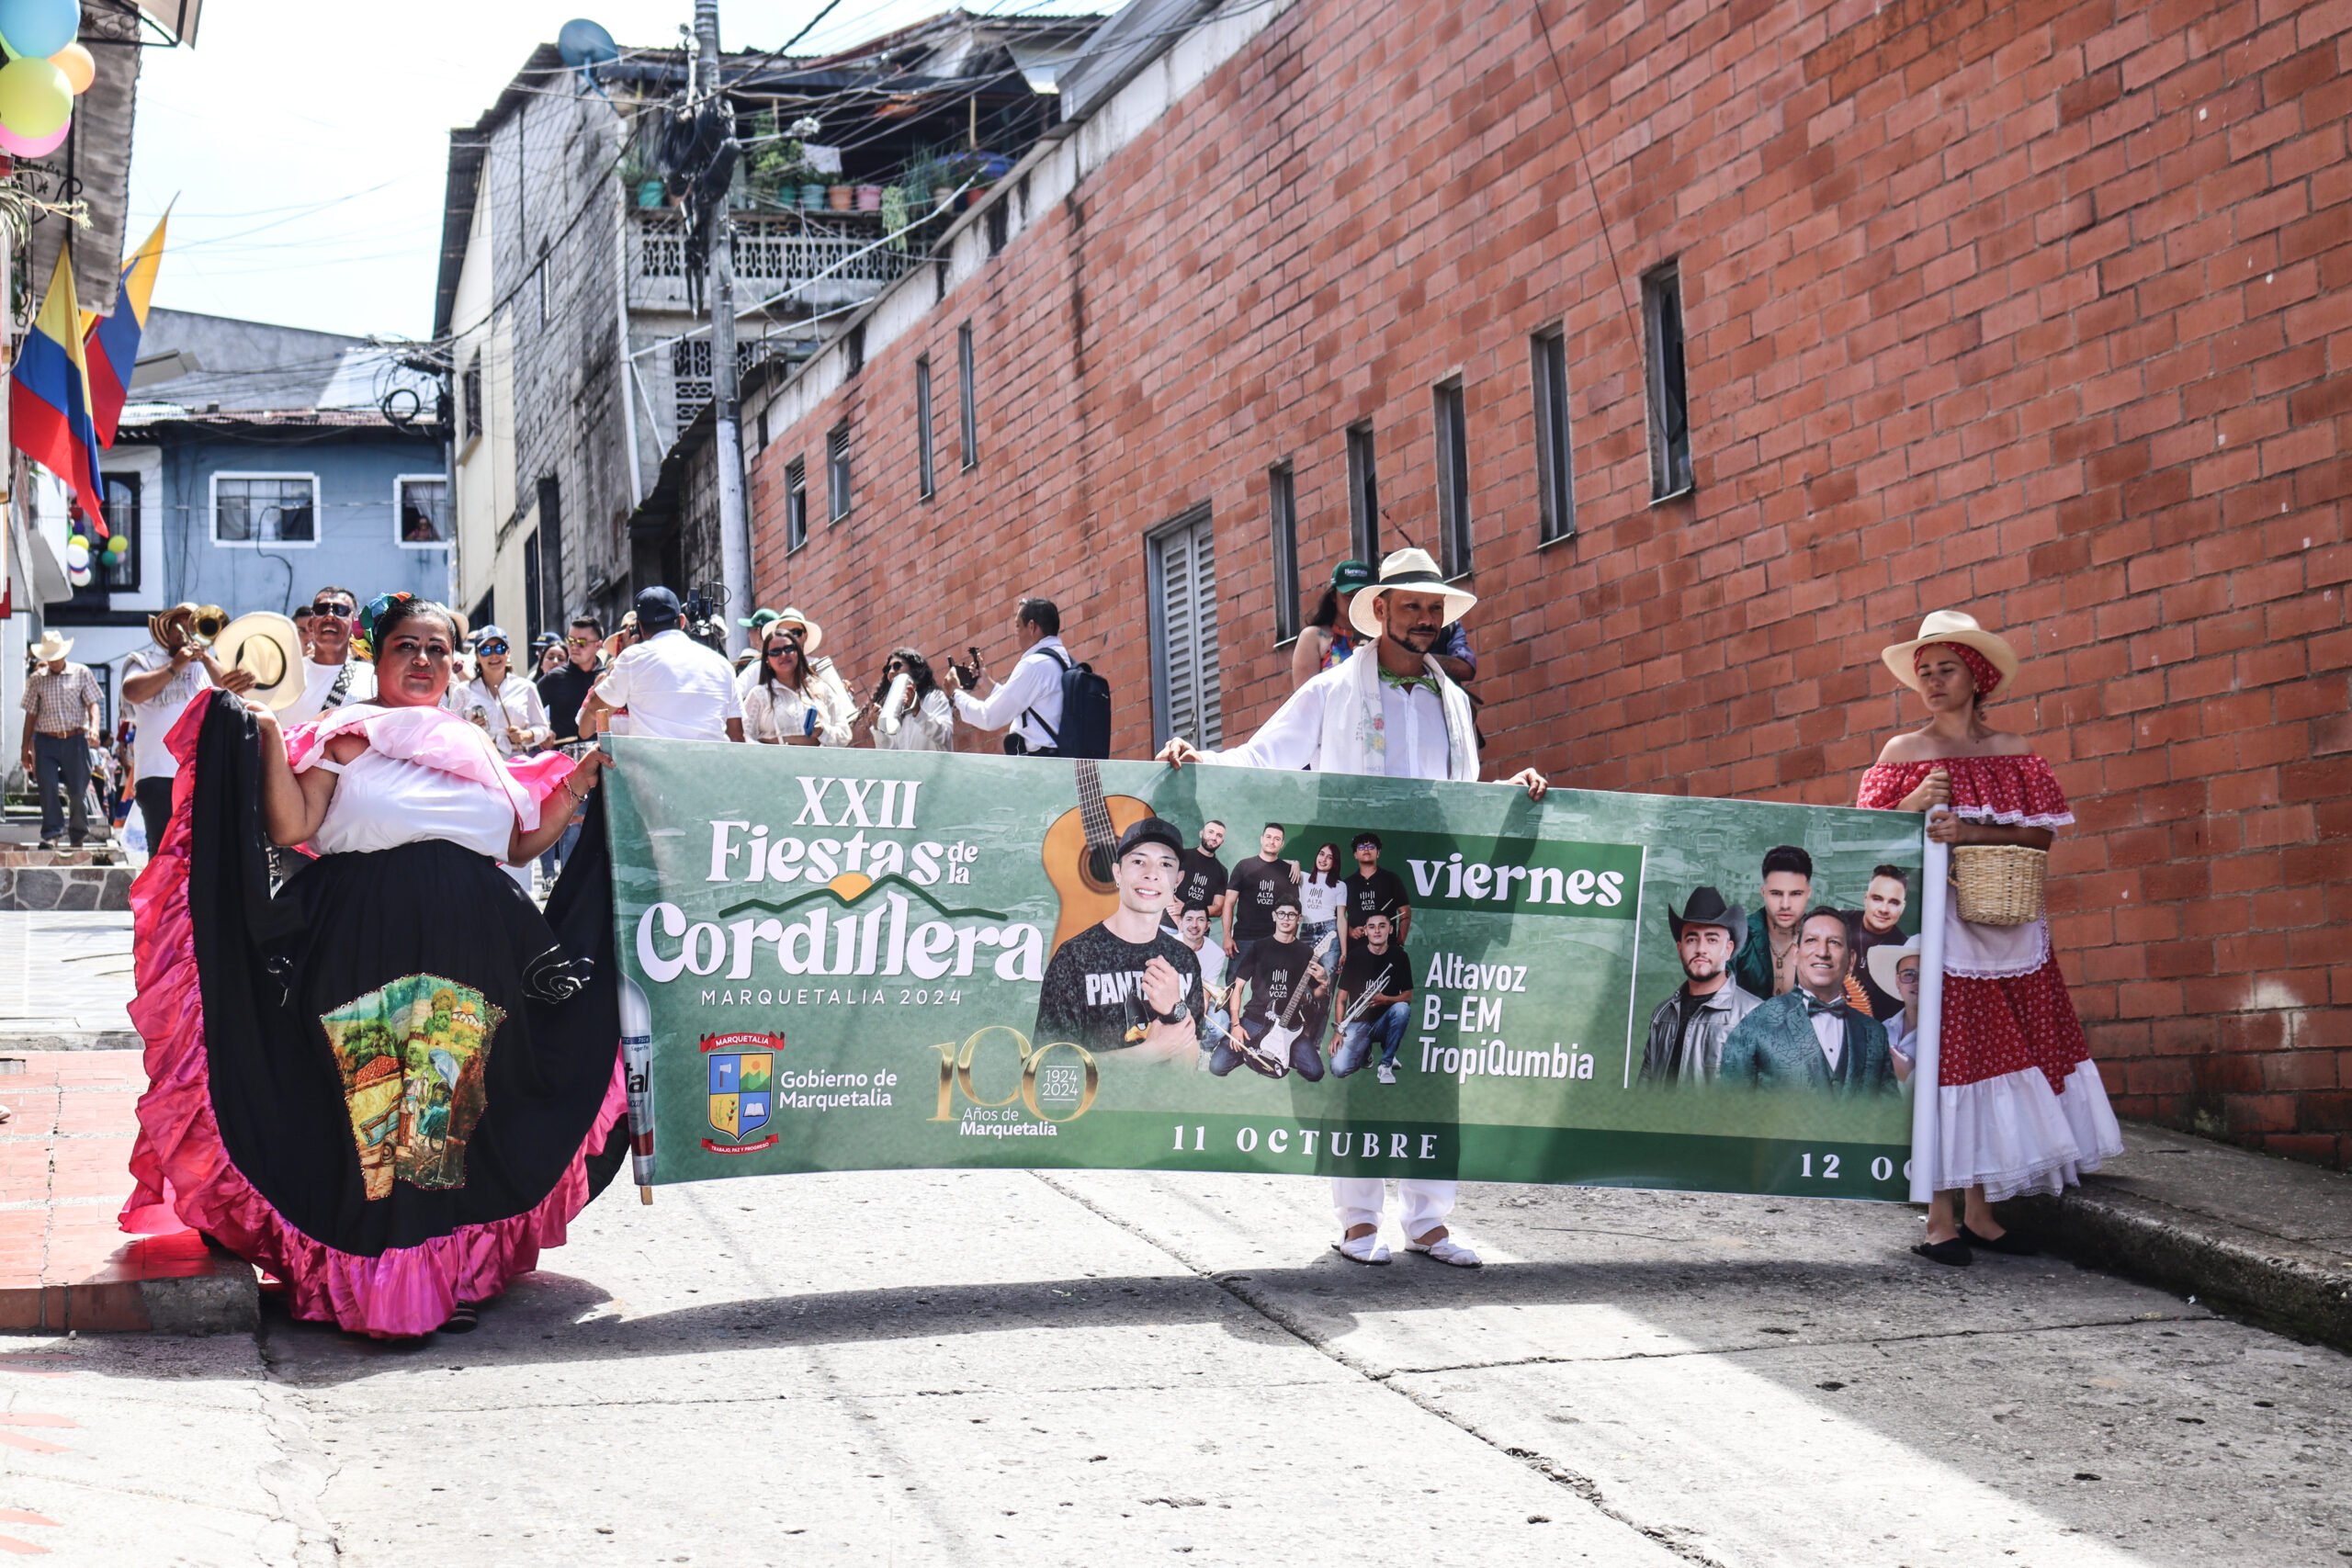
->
<box><xmin>748</xmin><ymin>0</ymin><xmax>2352</xmax><ymax>1166</ymax></box>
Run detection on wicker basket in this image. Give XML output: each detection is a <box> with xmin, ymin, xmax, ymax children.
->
<box><xmin>1951</xmin><ymin>844</ymin><xmax>2047</xmax><ymax>926</ymax></box>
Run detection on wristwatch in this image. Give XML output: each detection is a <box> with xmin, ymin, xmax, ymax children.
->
<box><xmin>1152</xmin><ymin>998</ymin><xmax>1188</xmax><ymax>1025</ymax></box>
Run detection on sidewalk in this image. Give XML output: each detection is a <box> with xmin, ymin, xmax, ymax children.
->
<box><xmin>0</xmin><ymin>1050</ymin><xmax>255</xmax><ymax>1332</ymax></box>
<box><xmin>0</xmin><ymin>911</ymin><xmax>141</xmax><ymax>1048</ymax></box>
<box><xmin>2018</xmin><ymin>1122</ymin><xmax>2352</xmax><ymax>1351</ymax></box>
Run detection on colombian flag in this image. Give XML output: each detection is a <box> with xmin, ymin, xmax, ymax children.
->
<box><xmin>85</xmin><ymin>212</ymin><xmax>167</xmax><ymax>448</ymax></box>
<box><xmin>9</xmin><ymin>246</ymin><xmax>108</xmax><ymax>537</ymax></box>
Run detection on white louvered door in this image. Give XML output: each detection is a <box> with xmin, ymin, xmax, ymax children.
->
<box><xmin>1148</xmin><ymin>508</ymin><xmax>1222</xmax><ymax>750</ymax></box>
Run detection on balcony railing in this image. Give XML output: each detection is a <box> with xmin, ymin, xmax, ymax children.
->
<box><xmin>628</xmin><ymin>211</ymin><xmax>919</xmax><ymax>313</ymax></box>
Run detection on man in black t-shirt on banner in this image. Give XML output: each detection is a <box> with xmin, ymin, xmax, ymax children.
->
<box><xmin>1226</xmin><ymin>822</ymin><xmax>1301</xmax><ymax>971</ymax></box>
<box><xmin>1035</xmin><ymin>818</ymin><xmax>1204</xmax><ymax>1057</ymax></box>
<box><xmin>1210</xmin><ymin>890</ymin><xmax>1331</xmax><ymax>1081</ymax></box>
<box><xmin>1342</xmin><ymin>831</ymin><xmax>1411</xmax><ymax>946</ymax></box>
<box><xmin>1172</xmin><ymin>818</ymin><xmax>1232</xmax><ymax>934</ymax></box>
<box><xmin>1330</xmin><ymin>911</ymin><xmax>1415</xmax><ymax>1083</ymax></box>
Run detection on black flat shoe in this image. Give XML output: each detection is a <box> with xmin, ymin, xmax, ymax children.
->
<box><xmin>1960</xmin><ymin>1224</ymin><xmax>2039</xmax><ymax>1256</ymax></box>
<box><xmin>439</xmin><ymin>1302</ymin><xmax>481</xmax><ymax>1334</ymax></box>
<box><xmin>1911</xmin><ymin>1238</ymin><xmax>1972</xmax><ymax>1267</ymax></box>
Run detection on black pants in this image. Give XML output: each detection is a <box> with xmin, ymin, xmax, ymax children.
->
<box><xmin>136</xmin><ymin>776</ymin><xmax>175</xmax><ymax>855</ymax></box>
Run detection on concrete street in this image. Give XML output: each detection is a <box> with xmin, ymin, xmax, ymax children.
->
<box><xmin>5</xmin><ymin>1164</ymin><xmax>2347</xmax><ymax>1566</ymax></box>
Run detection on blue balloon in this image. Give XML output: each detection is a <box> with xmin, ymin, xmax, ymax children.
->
<box><xmin>0</xmin><ymin>0</ymin><xmax>80</xmax><ymax>62</ymax></box>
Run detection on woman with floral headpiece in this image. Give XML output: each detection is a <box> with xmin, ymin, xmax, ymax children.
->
<box><xmin>1858</xmin><ymin>611</ymin><xmax>2122</xmax><ymax>1266</ymax></box>
<box><xmin>120</xmin><ymin>592</ymin><xmax>628</xmax><ymax>1337</ymax></box>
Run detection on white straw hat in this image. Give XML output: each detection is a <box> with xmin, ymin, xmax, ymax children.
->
<box><xmin>1867</xmin><ymin>935</ymin><xmax>1924</xmax><ymax>998</ymax></box>
<box><xmin>1347</xmin><ymin>547</ymin><xmax>1477</xmax><ymax>638</ymax></box>
<box><xmin>1880</xmin><ymin>610</ymin><xmax>2020</xmax><ymax>695</ymax></box>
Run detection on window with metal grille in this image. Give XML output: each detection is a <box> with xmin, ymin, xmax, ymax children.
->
<box><xmin>1642</xmin><ymin>263</ymin><xmax>1694</xmax><ymax>500</ymax></box>
<box><xmin>786</xmin><ymin>458</ymin><xmax>808</xmax><ymax>551</ymax></box>
<box><xmin>827</xmin><ymin>423</ymin><xmax>852</xmax><ymax>522</ymax></box>
<box><xmin>1147</xmin><ymin>507</ymin><xmax>1222</xmax><ymax>750</ymax></box>
<box><xmin>1531</xmin><ymin>327</ymin><xmax>1575</xmax><ymax>542</ymax></box>
<box><xmin>670</xmin><ymin>339</ymin><xmax>763</xmax><ymax>432</ymax></box>
<box><xmin>956</xmin><ymin>322</ymin><xmax>978</xmax><ymax>469</ymax></box>
<box><xmin>1345</xmin><ymin>423</ymin><xmax>1378</xmax><ymax>562</ymax></box>
<box><xmin>1432</xmin><ymin>378</ymin><xmax>1471</xmax><ymax>578</ymax></box>
<box><xmin>915</xmin><ymin>355</ymin><xmax>936</xmax><ymax>499</ymax></box>
<box><xmin>460</xmin><ymin>353</ymin><xmax>482</xmax><ymax>444</ymax></box>
<box><xmin>1268</xmin><ymin>462</ymin><xmax>1299</xmax><ymax>642</ymax></box>
<box><xmin>212</xmin><ymin>475</ymin><xmax>317</xmax><ymax>545</ymax></box>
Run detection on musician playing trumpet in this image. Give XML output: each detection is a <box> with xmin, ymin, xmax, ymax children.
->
<box><xmin>122</xmin><ymin>609</ymin><xmax>257</xmax><ymax>853</ymax></box>
<box><xmin>1329</xmin><ymin>910</ymin><xmax>1415</xmax><ymax>1084</ymax></box>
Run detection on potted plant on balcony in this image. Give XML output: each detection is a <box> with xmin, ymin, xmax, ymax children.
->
<box><xmin>743</xmin><ymin>109</ymin><xmax>814</xmax><ymax>209</ymax></box>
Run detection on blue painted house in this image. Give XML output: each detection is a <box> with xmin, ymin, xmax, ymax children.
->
<box><xmin>51</xmin><ymin>309</ymin><xmax>450</xmax><ymax>721</ymax></box>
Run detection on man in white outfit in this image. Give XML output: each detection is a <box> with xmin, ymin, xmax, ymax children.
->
<box><xmin>1158</xmin><ymin>547</ymin><xmax>1547</xmax><ymax>1268</ymax></box>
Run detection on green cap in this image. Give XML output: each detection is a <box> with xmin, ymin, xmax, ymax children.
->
<box><xmin>738</xmin><ymin>606</ymin><xmax>783</xmax><ymax>630</ymax></box>
<box><xmin>1330</xmin><ymin>558</ymin><xmax>1374</xmax><ymax>594</ymax></box>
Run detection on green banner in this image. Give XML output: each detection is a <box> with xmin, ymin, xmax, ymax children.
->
<box><xmin>605</xmin><ymin>739</ymin><xmax>1926</xmax><ymax>1201</ymax></box>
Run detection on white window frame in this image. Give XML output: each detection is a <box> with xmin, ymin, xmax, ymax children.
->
<box><xmin>393</xmin><ymin>473</ymin><xmax>452</xmax><ymax>550</ymax></box>
<box><xmin>209</xmin><ymin>470</ymin><xmax>321</xmax><ymax>548</ymax></box>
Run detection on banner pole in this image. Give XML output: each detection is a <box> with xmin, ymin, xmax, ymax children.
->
<box><xmin>1908</xmin><ymin>814</ymin><xmax>1950</xmax><ymax>1204</ymax></box>
<box><xmin>619</xmin><ymin>976</ymin><xmax>657</xmax><ymax>1204</ymax></box>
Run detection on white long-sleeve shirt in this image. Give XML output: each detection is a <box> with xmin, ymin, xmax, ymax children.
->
<box><xmin>1204</xmin><ymin>660</ymin><xmax>1454</xmax><ymax>782</ymax></box>
<box><xmin>950</xmin><ymin>635</ymin><xmax>1068</xmax><ymax>751</ymax></box>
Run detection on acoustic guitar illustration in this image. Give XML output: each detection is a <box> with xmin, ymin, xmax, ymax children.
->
<box><xmin>1042</xmin><ymin>758</ymin><xmax>1155</xmax><ymax>953</ymax></box>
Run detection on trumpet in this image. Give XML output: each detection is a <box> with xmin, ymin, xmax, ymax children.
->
<box><xmin>148</xmin><ymin>604</ymin><xmax>230</xmax><ymax>658</ymax></box>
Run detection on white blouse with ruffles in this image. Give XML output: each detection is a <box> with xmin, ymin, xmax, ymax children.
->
<box><xmin>310</xmin><ymin>748</ymin><xmax>516</xmax><ymax>861</ymax></box>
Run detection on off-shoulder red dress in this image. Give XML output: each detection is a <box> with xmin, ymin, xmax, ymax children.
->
<box><xmin>1857</xmin><ymin>755</ymin><xmax>2122</xmax><ymax>1200</ymax></box>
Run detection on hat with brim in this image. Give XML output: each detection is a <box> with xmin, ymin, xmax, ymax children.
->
<box><xmin>771</xmin><ymin>605</ymin><xmax>824</xmax><ymax>655</ymax></box>
<box><xmin>1667</xmin><ymin>886</ymin><xmax>1746</xmax><ymax>954</ymax></box>
<box><xmin>1347</xmin><ymin>547</ymin><xmax>1477</xmax><ymax>638</ymax></box>
<box><xmin>1881</xmin><ymin>610</ymin><xmax>2020</xmax><ymax>696</ymax></box>
<box><xmin>209</xmin><ymin>612</ymin><xmax>306</xmax><ymax>711</ymax></box>
<box><xmin>1867</xmin><ymin>935</ymin><xmax>1924</xmax><ymax>998</ymax></box>
<box><xmin>1114</xmin><ymin>816</ymin><xmax>1184</xmax><ymax>863</ymax></box>
<box><xmin>30</xmin><ymin>631</ymin><xmax>72</xmax><ymax>662</ymax></box>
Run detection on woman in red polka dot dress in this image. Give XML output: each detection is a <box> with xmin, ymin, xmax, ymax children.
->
<box><xmin>1857</xmin><ymin>612</ymin><xmax>2123</xmax><ymax>1266</ymax></box>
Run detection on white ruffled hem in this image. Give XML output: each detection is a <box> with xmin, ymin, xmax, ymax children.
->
<box><xmin>1952</xmin><ymin>805</ymin><xmax>2075</xmax><ymax>828</ymax></box>
<box><xmin>2052</xmin><ymin>1057</ymin><xmax>2124</xmax><ymax>1171</ymax></box>
<box><xmin>1934</xmin><ymin>1066</ymin><xmax>2106</xmax><ymax>1201</ymax></box>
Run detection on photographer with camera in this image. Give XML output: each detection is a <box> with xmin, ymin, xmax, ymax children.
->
<box><xmin>948</xmin><ymin>597</ymin><xmax>1073</xmax><ymax>756</ymax></box>
<box><xmin>576</xmin><ymin>588</ymin><xmax>744</xmax><ymax>743</ymax></box>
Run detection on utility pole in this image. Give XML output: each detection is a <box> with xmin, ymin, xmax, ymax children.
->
<box><xmin>695</xmin><ymin>0</ymin><xmax>752</xmax><ymax>657</ymax></box>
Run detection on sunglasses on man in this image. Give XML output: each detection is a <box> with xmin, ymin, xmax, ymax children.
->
<box><xmin>311</xmin><ymin>601</ymin><xmax>356</xmax><ymax>619</ymax></box>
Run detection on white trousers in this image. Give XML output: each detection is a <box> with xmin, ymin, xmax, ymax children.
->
<box><xmin>1331</xmin><ymin>1178</ymin><xmax>1456</xmax><ymax>1240</ymax></box>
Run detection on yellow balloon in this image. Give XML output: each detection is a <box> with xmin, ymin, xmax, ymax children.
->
<box><xmin>50</xmin><ymin>42</ymin><xmax>92</xmax><ymax>97</ymax></box>
<box><xmin>0</xmin><ymin>58</ymin><xmax>69</xmax><ymax>139</ymax></box>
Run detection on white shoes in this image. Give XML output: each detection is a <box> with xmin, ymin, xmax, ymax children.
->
<box><xmin>1334</xmin><ymin>1232</ymin><xmax>1391</xmax><ymax>1265</ymax></box>
<box><xmin>1374</xmin><ymin>1063</ymin><xmax>1396</xmax><ymax>1084</ymax></box>
<box><xmin>1408</xmin><ymin>1235</ymin><xmax>1482</xmax><ymax>1268</ymax></box>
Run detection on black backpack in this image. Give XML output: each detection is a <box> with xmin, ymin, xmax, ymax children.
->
<box><xmin>1030</xmin><ymin>648</ymin><xmax>1113</xmax><ymax>760</ymax></box>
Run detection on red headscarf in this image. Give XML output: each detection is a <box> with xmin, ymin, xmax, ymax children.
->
<box><xmin>1915</xmin><ymin>640</ymin><xmax>2003</xmax><ymax>699</ymax></box>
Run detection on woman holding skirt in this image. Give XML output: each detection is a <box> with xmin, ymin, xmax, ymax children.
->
<box><xmin>1857</xmin><ymin>611</ymin><xmax>2123</xmax><ymax>1266</ymax></box>
<box><xmin>121</xmin><ymin>593</ymin><xmax>628</xmax><ymax>1337</ymax></box>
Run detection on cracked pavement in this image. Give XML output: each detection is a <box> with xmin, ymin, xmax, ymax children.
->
<box><xmin>5</xmin><ymin>1168</ymin><xmax>2347</xmax><ymax>1565</ymax></box>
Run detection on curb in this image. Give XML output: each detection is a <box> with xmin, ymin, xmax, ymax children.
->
<box><xmin>0</xmin><ymin>1031</ymin><xmax>141</xmax><ymax>1053</ymax></box>
<box><xmin>0</xmin><ymin>1235</ymin><xmax>259</xmax><ymax>1337</ymax></box>
<box><xmin>2016</xmin><ymin>1183</ymin><xmax>2352</xmax><ymax>1353</ymax></box>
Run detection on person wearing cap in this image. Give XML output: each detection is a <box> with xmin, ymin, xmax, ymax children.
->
<box><xmin>532</xmin><ymin>632</ymin><xmax>565</xmax><ymax>680</ymax></box>
<box><xmin>1159</xmin><ymin>546</ymin><xmax>1545</xmax><ymax>1269</ymax></box>
<box><xmin>442</xmin><ymin>626</ymin><xmax>550</xmax><ymax>761</ymax></box>
<box><xmin>950</xmin><ymin>596</ymin><xmax>1073</xmax><ymax>756</ymax></box>
<box><xmin>1860</xmin><ymin>610</ymin><xmax>2121</xmax><ymax>1265</ymax></box>
<box><xmin>1867</xmin><ymin>937</ymin><xmax>1924</xmax><ymax>1077</ymax></box>
<box><xmin>1639</xmin><ymin>886</ymin><xmax>1764</xmax><ymax>1086</ymax></box>
<box><xmin>1033</xmin><ymin>817</ymin><xmax>1204</xmax><ymax>1056</ymax></box>
<box><xmin>1210</xmin><ymin>887</ymin><xmax>1331</xmax><ymax>1080</ymax></box>
<box><xmin>577</xmin><ymin>588</ymin><xmax>745</xmax><ymax>743</ymax></box>
<box><xmin>19</xmin><ymin>631</ymin><xmax>105</xmax><ymax>849</ymax></box>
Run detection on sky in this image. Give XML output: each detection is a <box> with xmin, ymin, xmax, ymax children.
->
<box><xmin>125</xmin><ymin>0</ymin><xmax>1102</xmax><ymax>342</ymax></box>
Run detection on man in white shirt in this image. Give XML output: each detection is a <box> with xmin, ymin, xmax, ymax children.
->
<box><xmin>277</xmin><ymin>586</ymin><xmax>377</xmax><ymax>724</ymax></box>
<box><xmin>1158</xmin><ymin>547</ymin><xmax>1546</xmax><ymax>1269</ymax></box>
<box><xmin>578</xmin><ymin>587</ymin><xmax>746</xmax><ymax>742</ymax></box>
<box><xmin>120</xmin><ymin>636</ymin><xmax>254</xmax><ymax>852</ymax></box>
<box><xmin>949</xmin><ymin>596</ymin><xmax>1069</xmax><ymax>755</ymax></box>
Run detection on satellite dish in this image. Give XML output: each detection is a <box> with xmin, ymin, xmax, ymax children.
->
<box><xmin>557</xmin><ymin>18</ymin><xmax>621</xmax><ymax>70</ymax></box>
